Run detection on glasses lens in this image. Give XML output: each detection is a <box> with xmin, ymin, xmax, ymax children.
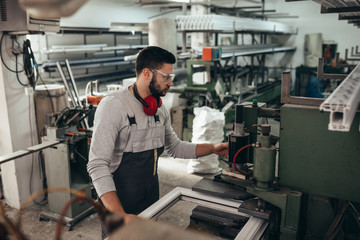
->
<box><xmin>153</xmin><ymin>69</ymin><xmax>175</xmax><ymax>83</ymax></box>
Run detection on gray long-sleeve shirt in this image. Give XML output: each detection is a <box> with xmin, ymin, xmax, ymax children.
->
<box><xmin>87</xmin><ymin>88</ymin><xmax>197</xmax><ymax>197</ymax></box>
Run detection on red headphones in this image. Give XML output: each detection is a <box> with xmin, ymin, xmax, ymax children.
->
<box><xmin>133</xmin><ymin>83</ymin><xmax>162</xmax><ymax>116</ymax></box>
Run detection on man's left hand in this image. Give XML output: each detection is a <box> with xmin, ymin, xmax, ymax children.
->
<box><xmin>213</xmin><ymin>142</ymin><xmax>228</xmax><ymax>158</ymax></box>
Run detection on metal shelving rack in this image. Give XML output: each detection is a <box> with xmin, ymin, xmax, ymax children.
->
<box><xmin>176</xmin><ymin>14</ymin><xmax>297</xmax><ymax>104</ymax></box>
<box><xmin>286</xmin><ymin>0</ymin><xmax>360</xmax><ymax>28</ymax></box>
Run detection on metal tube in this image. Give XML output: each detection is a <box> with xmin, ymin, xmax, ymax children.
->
<box><xmin>65</xmin><ymin>60</ymin><xmax>89</xmax><ymax>129</ymax></box>
<box><xmin>56</xmin><ymin>61</ymin><xmax>76</xmax><ymax>108</ymax></box>
<box><xmin>0</xmin><ymin>140</ymin><xmax>61</xmax><ymax>165</ymax></box>
<box><xmin>65</xmin><ymin>59</ymin><xmax>82</xmax><ymax>107</ymax></box>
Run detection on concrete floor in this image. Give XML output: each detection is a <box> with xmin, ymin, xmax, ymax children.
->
<box><xmin>2</xmin><ymin>156</ymin><xmax>219</xmax><ymax>240</ymax></box>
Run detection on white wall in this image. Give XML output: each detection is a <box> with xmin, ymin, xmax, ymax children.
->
<box><xmin>55</xmin><ymin>0</ymin><xmax>360</xmax><ymax>69</ymax></box>
<box><xmin>0</xmin><ymin>34</ymin><xmax>42</xmax><ymax>208</ymax></box>
<box><xmin>266</xmin><ymin>0</ymin><xmax>360</xmax><ymax>68</ymax></box>
<box><xmin>60</xmin><ymin>0</ymin><xmax>162</xmax><ymax>28</ymax></box>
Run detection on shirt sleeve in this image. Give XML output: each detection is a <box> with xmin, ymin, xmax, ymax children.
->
<box><xmin>87</xmin><ymin>96</ymin><xmax>124</xmax><ymax>197</ymax></box>
<box><xmin>163</xmin><ymin>107</ymin><xmax>197</xmax><ymax>159</ymax></box>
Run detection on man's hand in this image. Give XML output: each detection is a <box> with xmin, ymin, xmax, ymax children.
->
<box><xmin>213</xmin><ymin>142</ymin><xmax>228</xmax><ymax>158</ymax></box>
<box><xmin>100</xmin><ymin>192</ymin><xmax>139</xmax><ymax>225</ymax></box>
<box><xmin>123</xmin><ymin>213</ymin><xmax>139</xmax><ymax>224</ymax></box>
<box><xmin>196</xmin><ymin>142</ymin><xmax>229</xmax><ymax>158</ymax></box>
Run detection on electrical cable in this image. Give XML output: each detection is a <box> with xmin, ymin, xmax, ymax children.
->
<box><xmin>0</xmin><ymin>33</ymin><xmax>23</xmax><ymax>74</ymax></box>
<box><xmin>0</xmin><ymin>201</ymin><xmax>27</xmax><ymax>240</ymax></box>
<box><xmin>55</xmin><ymin>194</ymin><xmax>107</xmax><ymax>240</ymax></box>
<box><xmin>74</xmin><ymin>149</ymin><xmax>88</xmax><ymax>162</ymax></box>
<box><xmin>27</xmin><ymin>86</ymin><xmax>47</xmax><ymax>206</ymax></box>
<box><xmin>15</xmin><ymin>54</ymin><xmax>27</xmax><ymax>87</ymax></box>
<box><xmin>233</xmin><ymin>144</ymin><xmax>254</xmax><ymax>174</ymax></box>
<box><xmin>13</xmin><ymin>187</ymin><xmax>106</xmax><ymax>240</ymax></box>
<box><xmin>30</xmin><ymin>69</ymin><xmax>52</xmax><ymax>207</ymax></box>
<box><xmin>22</xmin><ymin>39</ymin><xmax>37</xmax><ymax>88</ymax></box>
<box><xmin>37</xmin><ymin>74</ymin><xmax>56</xmax><ymax>114</ymax></box>
<box><xmin>17</xmin><ymin>188</ymin><xmax>87</xmax><ymax>227</ymax></box>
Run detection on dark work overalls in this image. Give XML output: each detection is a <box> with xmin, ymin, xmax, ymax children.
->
<box><xmin>101</xmin><ymin>98</ymin><xmax>165</xmax><ymax>239</ymax></box>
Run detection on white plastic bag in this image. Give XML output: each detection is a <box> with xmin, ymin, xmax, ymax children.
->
<box><xmin>187</xmin><ymin>106</ymin><xmax>225</xmax><ymax>174</ymax></box>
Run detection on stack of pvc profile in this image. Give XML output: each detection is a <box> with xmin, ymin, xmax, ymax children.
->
<box><xmin>176</xmin><ymin>15</ymin><xmax>237</xmax><ymax>31</ymax></box>
<box><xmin>320</xmin><ymin>63</ymin><xmax>360</xmax><ymax>132</ymax></box>
<box><xmin>176</xmin><ymin>14</ymin><xmax>295</xmax><ymax>34</ymax></box>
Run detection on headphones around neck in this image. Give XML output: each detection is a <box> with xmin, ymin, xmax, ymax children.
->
<box><xmin>133</xmin><ymin>83</ymin><xmax>162</xmax><ymax>116</ymax></box>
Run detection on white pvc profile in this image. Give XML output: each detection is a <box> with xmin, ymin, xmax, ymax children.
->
<box><xmin>46</xmin><ymin>44</ymin><xmax>146</xmax><ymax>54</ymax></box>
<box><xmin>140</xmin><ymin>187</ymin><xmax>267</xmax><ymax>240</ymax></box>
<box><xmin>235</xmin><ymin>216</ymin><xmax>269</xmax><ymax>240</ymax></box>
<box><xmin>175</xmin><ymin>14</ymin><xmax>295</xmax><ymax>34</ymax></box>
<box><xmin>320</xmin><ymin>63</ymin><xmax>360</xmax><ymax>132</ymax></box>
<box><xmin>221</xmin><ymin>46</ymin><xmax>296</xmax><ymax>58</ymax></box>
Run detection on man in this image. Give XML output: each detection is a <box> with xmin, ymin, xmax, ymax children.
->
<box><xmin>87</xmin><ymin>46</ymin><xmax>228</xmax><ymax>237</ymax></box>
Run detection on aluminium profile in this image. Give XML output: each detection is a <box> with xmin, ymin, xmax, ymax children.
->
<box><xmin>235</xmin><ymin>216</ymin><xmax>269</xmax><ymax>240</ymax></box>
<box><xmin>56</xmin><ymin>61</ymin><xmax>77</xmax><ymax>108</ymax></box>
<box><xmin>351</xmin><ymin>47</ymin><xmax>360</xmax><ymax>57</ymax></box>
<box><xmin>317</xmin><ymin>58</ymin><xmax>347</xmax><ymax>80</ymax></box>
<box><xmin>281</xmin><ymin>71</ymin><xmax>324</xmax><ymax>106</ymax></box>
<box><xmin>334</xmin><ymin>52</ymin><xmax>357</xmax><ymax>68</ymax></box>
<box><xmin>0</xmin><ymin>140</ymin><xmax>61</xmax><ymax>165</ymax></box>
<box><xmin>139</xmin><ymin>187</ymin><xmax>267</xmax><ymax>240</ymax></box>
<box><xmin>320</xmin><ymin>63</ymin><xmax>360</xmax><ymax>132</ymax></box>
<box><xmin>345</xmin><ymin>48</ymin><xmax>360</xmax><ymax>61</ymax></box>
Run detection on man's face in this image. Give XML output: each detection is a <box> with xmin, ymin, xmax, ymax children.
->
<box><xmin>149</xmin><ymin>63</ymin><xmax>174</xmax><ymax>97</ymax></box>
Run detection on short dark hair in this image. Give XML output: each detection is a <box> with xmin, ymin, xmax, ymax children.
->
<box><xmin>135</xmin><ymin>46</ymin><xmax>176</xmax><ymax>76</ymax></box>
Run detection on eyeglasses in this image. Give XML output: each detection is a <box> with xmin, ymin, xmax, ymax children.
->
<box><xmin>151</xmin><ymin>69</ymin><xmax>176</xmax><ymax>84</ymax></box>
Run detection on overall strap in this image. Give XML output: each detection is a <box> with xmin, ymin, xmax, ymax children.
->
<box><xmin>121</xmin><ymin>93</ymin><xmax>137</xmax><ymax>126</ymax></box>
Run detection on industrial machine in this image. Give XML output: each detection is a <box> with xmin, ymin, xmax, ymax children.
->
<box><xmin>141</xmin><ymin>64</ymin><xmax>360</xmax><ymax>240</ymax></box>
<box><xmin>40</xmin><ymin>106</ymin><xmax>94</xmax><ymax>229</ymax></box>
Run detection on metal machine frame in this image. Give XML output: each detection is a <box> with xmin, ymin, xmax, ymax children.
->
<box><xmin>140</xmin><ymin>187</ymin><xmax>268</xmax><ymax>240</ymax></box>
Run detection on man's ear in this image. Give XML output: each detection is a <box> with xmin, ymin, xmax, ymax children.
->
<box><xmin>142</xmin><ymin>68</ymin><xmax>153</xmax><ymax>81</ymax></box>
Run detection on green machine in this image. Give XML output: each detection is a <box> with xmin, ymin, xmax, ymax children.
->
<box><xmin>221</xmin><ymin>71</ymin><xmax>360</xmax><ymax>239</ymax></box>
<box><xmin>171</xmin><ymin>59</ymin><xmax>283</xmax><ymax>142</ymax></box>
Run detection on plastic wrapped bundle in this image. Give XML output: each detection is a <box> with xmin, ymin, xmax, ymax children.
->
<box><xmin>187</xmin><ymin>106</ymin><xmax>225</xmax><ymax>174</ymax></box>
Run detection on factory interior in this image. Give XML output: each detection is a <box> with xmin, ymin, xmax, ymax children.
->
<box><xmin>0</xmin><ymin>0</ymin><xmax>360</xmax><ymax>239</ymax></box>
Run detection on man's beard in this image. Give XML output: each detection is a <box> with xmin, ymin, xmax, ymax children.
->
<box><xmin>149</xmin><ymin>75</ymin><xmax>168</xmax><ymax>97</ymax></box>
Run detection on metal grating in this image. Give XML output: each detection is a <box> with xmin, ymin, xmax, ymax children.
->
<box><xmin>0</xmin><ymin>0</ymin><xmax>7</xmax><ymax>22</ymax></box>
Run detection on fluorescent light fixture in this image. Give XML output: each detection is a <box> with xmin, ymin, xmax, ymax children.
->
<box><xmin>109</xmin><ymin>22</ymin><xmax>149</xmax><ymax>34</ymax></box>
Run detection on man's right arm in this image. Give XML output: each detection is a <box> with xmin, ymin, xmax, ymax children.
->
<box><xmin>100</xmin><ymin>191</ymin><xmax>125</xmax><ymax>214</ymax></box>
<box><xmin>87</xmin><ymin>96</ymin><xmax>137</xmax><ymax>223</ymax></box>
<box><xmin>100</xmin><ymin>192</ymin><xmax>138</xmax><ymax>224</ymax></box>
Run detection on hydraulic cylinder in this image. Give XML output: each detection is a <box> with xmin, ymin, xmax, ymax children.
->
<box><xmin>253</xmin><ymin>124</ymin><xmax>276</xmax><ymax>189</ymax></box>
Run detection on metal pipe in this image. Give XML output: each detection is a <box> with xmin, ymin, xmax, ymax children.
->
<box><xmin>65</xmin><ymin>60</ymin><xmax>82</xmax><ymax>107</ymax></box>
<box><xmin>0</xmin><ymin>140</ymin><xmax>61</xmax><ymax>165</ymax></box>
<box><xmin>56</xmin><ymin>62</ymin><xmax>76</xmax><ymax>107</ymax></box>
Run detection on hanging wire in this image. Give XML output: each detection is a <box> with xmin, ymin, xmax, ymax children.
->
<box><xmin>22</xmin><ymin>39</ymin><xmax>37</xmax><ymax>88</ymax></box>
<box><xmin>0</xmin><ymin>33</ymin><xmax>23</xmax><ymax>74</ymax></box>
